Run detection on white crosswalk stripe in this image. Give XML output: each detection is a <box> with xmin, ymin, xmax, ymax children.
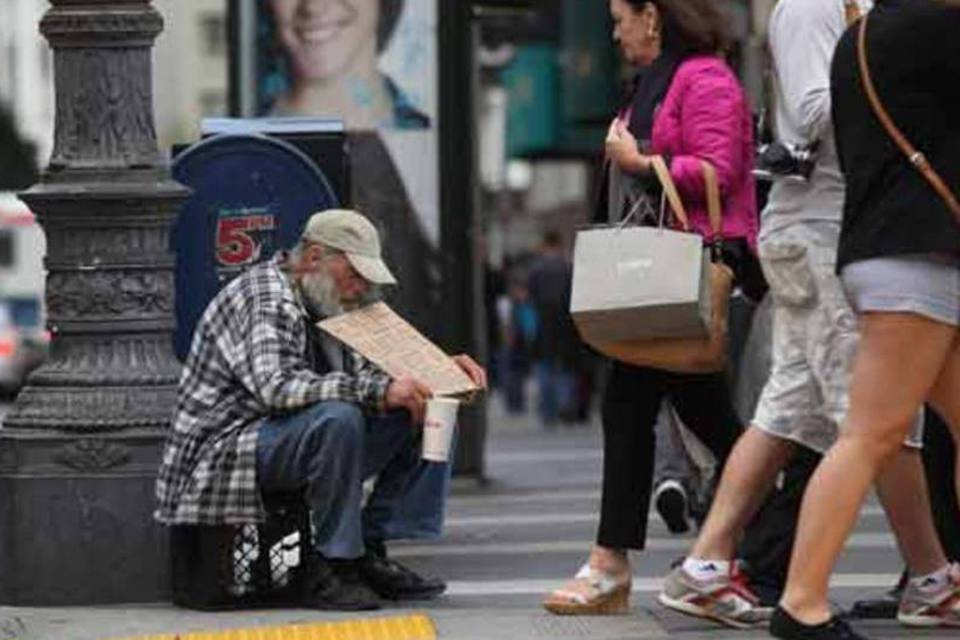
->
<box><xmin>393</xmin><ymin>532</ymin><xmax>897</xmax><ymax>558</ymax></box>
<box><xmin>445</xmin><ymin>573</ymin><xmax>902</xmax><ymax>596</ymax></box>
<box><xmin>448</xmin><ymin>489</ymin><xmax>600</xmax><ymax>506</ymax></box>
<box><xmin>443</xmin><ymin>506</ymin><xmax>886</xmax><ymax>528</ymax></box>
<box><xmin>486</xmin><ymin>449</ymin><xmax>602</xmax><ymax>464</ymax></box>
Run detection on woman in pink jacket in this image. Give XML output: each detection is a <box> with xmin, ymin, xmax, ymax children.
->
<box><xmin>543</xmin><ymin>0</ymin><xmax>758</xmax><ymax>615</ymax></box>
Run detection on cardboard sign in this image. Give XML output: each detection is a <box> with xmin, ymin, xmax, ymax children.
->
<box><xmin>318</xmin><ymin>302</ymin><xmax>479</xmax><ymax>398</ymax></box>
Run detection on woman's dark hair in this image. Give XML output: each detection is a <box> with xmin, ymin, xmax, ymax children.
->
<box><xmin>378</xmin><ymin>0</ymin><xmax>405</xmax><ymax>52</ymax></box>
<box><xmin>623</xmin><ymin>0</ymin><xmax>730</xmax><ymax>55</ymax></box>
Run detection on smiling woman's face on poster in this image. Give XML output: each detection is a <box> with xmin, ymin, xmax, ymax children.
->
<box><xmin>269</xmin><ymin>0</ymin><xmax>380</xmax><ymax>82</ymax></box>
<box><xmin>260</xmin><ymin>0</ymin><xmax>430</xmax><ymax>130</ymax></box>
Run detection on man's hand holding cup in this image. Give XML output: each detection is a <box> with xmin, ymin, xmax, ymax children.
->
<box><xmin>385</xmin><ymin>376</ymin><xmax>433</xmax><ymax>425</ymax></box>
<box><xmin>386</xmin><ymin>356</ymin><xmax>488</xmax><ymax>462</ymax></box>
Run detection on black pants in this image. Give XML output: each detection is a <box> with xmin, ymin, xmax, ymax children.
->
<box><xmin>597</xmin><ymin>362</ymin><xmax>743</xmax><ymax>549</ymax></box>
<box><xmin>923</xmin><ymin>411</ymin><xmax>960</xmax><ymax>562</ymax></box>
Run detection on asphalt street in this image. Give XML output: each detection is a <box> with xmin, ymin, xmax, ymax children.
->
<box><xmin>0</xmin><ymin>396</ymin><xmax>954</xmax><ymax>638</ymax></box>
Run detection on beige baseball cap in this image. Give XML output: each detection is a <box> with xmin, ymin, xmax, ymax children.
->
<box><xmin>301</xmin><ymin>209</ymin><xmax>397</xmax><ymax>286</ymax></box>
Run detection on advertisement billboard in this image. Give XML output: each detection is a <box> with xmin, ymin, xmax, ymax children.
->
<box><xmin>247</xmin><ymin>0</ymin><xmax>441</xmax><ymax>335</ymax></box>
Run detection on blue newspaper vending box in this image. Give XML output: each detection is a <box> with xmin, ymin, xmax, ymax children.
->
<box><xmin>172</xmin><ymin>132</ymin><xmax>340</xmax><ymax>360</ymax></box>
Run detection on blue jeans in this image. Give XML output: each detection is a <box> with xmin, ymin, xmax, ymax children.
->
<box><xmin>536</xmin><ymin>360</ymin><xmax>576</xmax><ymax>424</ymax></box>
<box><xmin>256</xmin><ymin>401</ymin><xmax>451</xmax><ymax>560</ymax></box>
<box><xmin>500</xmin><ymin>347</ymin><xmax>528</xmax><ymax>413</ymax></box>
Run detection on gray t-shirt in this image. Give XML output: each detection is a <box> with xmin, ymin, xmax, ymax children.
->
<box><xmin>760</xmin><ymin>0</ymin><xmax>872</xmax><ymax>241</ymax></box>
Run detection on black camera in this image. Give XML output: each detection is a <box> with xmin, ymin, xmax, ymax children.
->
<box><xmin>753</xmin><ymin>141</ymin><xmax>820</xmax><ymax>183</ymax></box>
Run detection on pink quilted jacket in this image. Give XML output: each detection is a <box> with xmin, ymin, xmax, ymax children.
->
<box><xmin>651</xmin><ymin>55</ymin><xmax>758</xmax><ymax>252</ymax></box>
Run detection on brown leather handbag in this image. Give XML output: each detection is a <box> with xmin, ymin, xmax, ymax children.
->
<box><xmin>586</xmin><ymin>157</ymin><xmax>734</xmax><ymax>374</ymax></box>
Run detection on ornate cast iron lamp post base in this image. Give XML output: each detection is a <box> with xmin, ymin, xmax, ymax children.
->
<box><xmin>0</xmin><ymin>0</ymin><xmax>188</xmax><ymax>604</ymax></box>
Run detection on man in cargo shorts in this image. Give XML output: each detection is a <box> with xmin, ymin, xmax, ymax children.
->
<box><xmin>657</xmin><ymin>0</ymin><xmax>960</xmax><ymax>628</ymax></box>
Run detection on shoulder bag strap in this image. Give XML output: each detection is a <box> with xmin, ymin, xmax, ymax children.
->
<box><xmin>650</xmin><ymin>155</ymin><xmax>689</xmax><ymax>230</ymax></box>
<box><xmin>649</xmin><ymin>155</ymin><xmax>723</xmax><ymax>240</ymax></box>
<box><xmin>701</xmin><ymin>160</ymin><xmax>723</xmax><ymax>242</ymax></box>
<box><xmin>857</xmin><ymin>13</ymin><xmax>960</xmax><ymax>222</ymax></box>
<box><xmin>844</xmin><ymin>0</ymin><xmax>863</xmax><ymax>27</ymax></box>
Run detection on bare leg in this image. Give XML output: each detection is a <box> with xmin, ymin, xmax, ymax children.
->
<box><xmin>780</xmin><ymin>313</ymin><xmax>956</xmax><ymax>624</ymax></box>
<box><xmin>689</xmin><ymin>427</ymin><xmax>795</xmax><ymax>560</ymax></box>
<box><xmin>875</xmin><ymin>446</ymin><xmax>947</xmax><ymax>576</ymax></box>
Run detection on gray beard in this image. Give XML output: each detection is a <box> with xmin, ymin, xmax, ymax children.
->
<box><xmin>299</xmin><ymin>270</ymin><xmax>344</xmax><ymax>318</ymax></box>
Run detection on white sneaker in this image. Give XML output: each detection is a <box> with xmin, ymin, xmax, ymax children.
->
<box><xmin>897</xmin><ymin>564</ymin><xmax>960</xmax><ymax>627</ymax></box>
<box><xmin>659</xmin><ymin>563</ymin><xmax>771</xmax><ymax>629</ymax></box>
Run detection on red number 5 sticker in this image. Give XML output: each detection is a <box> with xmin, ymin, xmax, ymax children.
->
<box><xmin>217</xmin><ymin>217</ymin><xmax>256</xmax><ymax>267</ymax></box>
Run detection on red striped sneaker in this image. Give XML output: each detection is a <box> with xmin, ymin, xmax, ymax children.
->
<box><xmin>897</xmin><ymin>564</ymin><xmax>960</xmax><ymax>627</ymax></box>
<box><xmin>658</xmin><ymin>562</ymin><xmax>771</xmax><ymax>629</ymax></box>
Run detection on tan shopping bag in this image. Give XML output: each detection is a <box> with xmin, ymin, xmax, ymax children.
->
<box><xmin>572</xmin><ymin>156</ymin><xmax>733</xmax><ymax>374</ymax></box>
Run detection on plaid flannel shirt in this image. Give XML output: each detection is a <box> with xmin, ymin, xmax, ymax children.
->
<box><xmin>155</xmin><ymin>256</ymin><xmax>391</xmax><ymax>525</ymax></box>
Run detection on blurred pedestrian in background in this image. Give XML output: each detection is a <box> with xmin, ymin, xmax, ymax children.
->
<box><xmin>542</xmin><ymin>0</ymin><xmax>756</xmax><ymax>615</ymax></box>
<box><xmin>650</xmin><ymin>402</ymin><xmax>716</xmax><ymax>534</ymax></box>
<box><xmin>482</xmin><ymin>243</ymin><xmax>506</xmax><ymax>391</ymax></box>
<box><xmin>497</xmin><ymin>273</ymin><xmax>538</xmax><ymax>414</ymax></box>
<box><xmin>526</xmin><ymin>231</ymin><xmax>579</xmax><ymax>427</ymax></box>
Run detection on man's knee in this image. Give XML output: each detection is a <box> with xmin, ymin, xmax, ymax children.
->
<box><xmin>305</xmin><ymin>401</ymin><xmax>366</xmax><ymax>451</ymax></box>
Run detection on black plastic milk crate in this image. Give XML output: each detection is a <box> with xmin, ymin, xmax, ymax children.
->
<box><xmin>170</xmin><ymin>493</ymin><xmax>316</xmax><ymax>610</ymax></box>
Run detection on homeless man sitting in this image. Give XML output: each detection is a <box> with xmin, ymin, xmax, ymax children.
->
<box><xmin>155</xmin><ymin>208</ymin><xmax>487</xmax><ymax>610</ymax></box>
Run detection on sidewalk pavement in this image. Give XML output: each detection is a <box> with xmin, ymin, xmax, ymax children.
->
<box><xmin>0</xmin><ymin>395</ymin><xmax>954</xmax><ymax>639</ymax></box>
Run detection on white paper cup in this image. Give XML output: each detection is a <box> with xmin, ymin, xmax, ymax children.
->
<box><xmin>422</xmin><ymin>397</ymin><xmax>460</xmax><ymax>462</ymax></box>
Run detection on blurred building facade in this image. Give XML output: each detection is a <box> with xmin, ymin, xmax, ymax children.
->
<box><xmin>1</xmin><ymin>0</ymin><xmax>780</xmax><ymax>184</ymax></box>
<box><xmin>0</xmin><ymin>0</ymin><xmax>781</xmax><ymax>323</ymax></box>
<box><xmin>153</xmin><ymin>0</ymin><xmax>229</xmax><ymax>151</ymax></box>
<box><xmin>0</xmin><ymin>0</ymin><xmax>230</xmax><ymax>166</ymax></box>
<box><xmin>0</xmin><ymin>0</ymin><xmax>54</xmax><ymax>167</ymax></box>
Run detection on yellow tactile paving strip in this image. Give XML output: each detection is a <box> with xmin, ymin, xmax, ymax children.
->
<box><xmin>112</xmin><ymin>614</ymin><xmax>436</xmax><ymax>640</ymax></box>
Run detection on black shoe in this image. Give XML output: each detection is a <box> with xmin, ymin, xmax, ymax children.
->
<box><xmin>302</xmin><ymin>556</ymin><xmax>380</xmax><ymax>611</ymax></box>
<box><xmin>653</xmin><ymin>480</ymin><xmax>690</xmax><ymax>534</ymax></box>
<box><xmin>770</xmin><ymin>607</ymin><xmax>868</xmax><ymax>639</ymax></box>
<box><xmin>358</xmin><ymin>547</ymin><xmax>446</xmax><ymax>601</ymax></box>
<box><xmin>734</xmin><ymin>561</ymin><xmax>783</xmax><ymax>608</ymax></box>
<box><xmin>888</xmin><ymin>568</ymin><xmax>908</xmax><ymax>600</ymax></box>
<box><xmin>848</xmin><ymin>569</ymin><xmax>907</xmax><ymax>620</ymax></box>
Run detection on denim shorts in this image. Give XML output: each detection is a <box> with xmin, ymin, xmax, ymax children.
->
<box><xmin>841</xmin><ymin>253</ymin><xmax>960</xmax><ymax>327</ymax></box>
